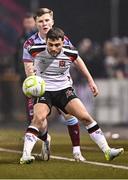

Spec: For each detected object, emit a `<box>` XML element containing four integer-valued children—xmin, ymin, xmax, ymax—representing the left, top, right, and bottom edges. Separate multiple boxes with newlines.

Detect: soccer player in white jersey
<box><xmin>22</xmin><ymin>8</ymin><xmax>85</xmax><ymax>162</ymax></box>
<box><xmin>20</xmin><ymin>27</ymin><xmax>124</xmax><ymax>164</ymax></box>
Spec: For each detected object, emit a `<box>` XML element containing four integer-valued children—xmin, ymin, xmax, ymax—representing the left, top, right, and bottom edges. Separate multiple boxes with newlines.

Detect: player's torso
<box><xmin>24</xmin><ymin>33</ymin><xmax>77</xmax><ymax>91</ymax></box>
<box><xmin>31</xmin><ymin>46</ymin><xmax>77</xmax><ymax>91</ymax></box>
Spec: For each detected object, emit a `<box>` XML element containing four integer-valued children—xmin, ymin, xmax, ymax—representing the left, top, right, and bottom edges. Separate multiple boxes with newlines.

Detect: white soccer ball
<box><xmin>22</xmin><ymin>75</ymin><xmax>45</xmax><ymax>97</ymax></box>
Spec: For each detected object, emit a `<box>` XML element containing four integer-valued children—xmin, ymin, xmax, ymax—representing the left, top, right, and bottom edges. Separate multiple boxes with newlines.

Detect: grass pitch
<box><xmin>0</xmin><ymin>128</ymin><xmax>128</xmax><ymax>179</ymax></box>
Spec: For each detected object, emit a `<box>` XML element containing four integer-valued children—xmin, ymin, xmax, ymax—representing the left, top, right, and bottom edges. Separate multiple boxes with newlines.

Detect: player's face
<box><xmin>35</xmin><ymin>13</ymin><xmax>54</xmax><ymax>37</ymax></box>
<box><xmin>47</xmin><ymin>38</ymin><xmax>64</xmax><ymax>57</ymax></box>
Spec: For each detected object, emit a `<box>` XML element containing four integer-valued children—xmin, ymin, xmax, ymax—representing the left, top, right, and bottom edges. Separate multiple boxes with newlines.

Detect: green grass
<box><xmin>0</xmin><ymin>129</ymin><xmax>128</xmax><ymax>179</ymax></box>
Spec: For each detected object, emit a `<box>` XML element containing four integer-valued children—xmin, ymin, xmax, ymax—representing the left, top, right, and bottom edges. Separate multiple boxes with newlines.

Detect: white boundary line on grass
<box><xmin>0</xmin><ymin>147</ymin><xmax>128</xmax><ymax>170</ymax></box>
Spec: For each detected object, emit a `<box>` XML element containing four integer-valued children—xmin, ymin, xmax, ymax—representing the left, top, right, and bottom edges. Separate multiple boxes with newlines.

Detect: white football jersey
<box><xmin>22</xmin><ymin>32</ymin><xmax>78</xmax><ymax>91</ymax></box>
<box><xmin>23</xmin><ymin>32</ymin><xmax>73</xmax><ymax>62</ymax></box>
<box><xmin>29</xmin><ymin>45</ymin><xmax>78</xmax><ymax>91</ymax></box>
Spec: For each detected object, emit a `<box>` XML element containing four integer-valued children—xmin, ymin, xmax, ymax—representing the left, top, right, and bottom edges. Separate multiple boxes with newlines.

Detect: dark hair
<box><xmin>46</xmin><ymin>27</ymin><xmax>65</xmax><ymax>41</ymax></box>
<box><xmin>34</xmin><ymin>8</ymin><xmax>53</xmax><ymax>20</ymax></box>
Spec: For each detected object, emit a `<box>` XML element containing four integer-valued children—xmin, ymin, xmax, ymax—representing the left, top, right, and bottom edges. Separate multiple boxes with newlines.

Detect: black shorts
<box><xmin>34</xmin><ymin>87</ymin><xmax>78</xmax><ymax>114</ymax></box>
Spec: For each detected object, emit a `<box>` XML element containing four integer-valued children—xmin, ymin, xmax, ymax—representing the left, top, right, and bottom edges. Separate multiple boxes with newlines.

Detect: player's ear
<box><xmin>52</xmin><ymin>19</ymin><xmax>54</xmax><ymax>26</ymax></box>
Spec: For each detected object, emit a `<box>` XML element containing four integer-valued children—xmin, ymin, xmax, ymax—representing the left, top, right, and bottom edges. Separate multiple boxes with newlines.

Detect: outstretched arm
<box><xmin>74</xmin><ymin>56</ymin><xmax>99</xmax><ymax>97</ymax></box>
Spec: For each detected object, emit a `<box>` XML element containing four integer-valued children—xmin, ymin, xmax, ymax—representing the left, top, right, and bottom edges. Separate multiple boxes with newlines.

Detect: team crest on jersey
<box><xmin>59</xmin><ymin>60</ymin><xmax>65</xmax><ymax>67</ymax></box>
<box><xmin>66</xmin><ymin>89</ymin><xmax>74</xmax><ymax>98</ymax></box>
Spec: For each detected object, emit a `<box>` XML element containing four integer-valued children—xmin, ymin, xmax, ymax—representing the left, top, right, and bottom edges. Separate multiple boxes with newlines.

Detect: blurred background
<box><xmin>0</xmin><ymin>0</ymin><xmax>128</xmax><ymax>135</ymax></box>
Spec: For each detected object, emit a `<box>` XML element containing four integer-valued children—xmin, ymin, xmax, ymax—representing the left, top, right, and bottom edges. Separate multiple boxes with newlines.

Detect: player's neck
<box><xmin>38</xmin><ymin>32</ymin><xmax>46</xmax><ymax>41</ymax></box>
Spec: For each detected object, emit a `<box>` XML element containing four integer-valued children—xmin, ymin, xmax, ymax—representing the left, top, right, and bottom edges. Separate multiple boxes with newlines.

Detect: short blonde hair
<box><xmin>34</xmin><ymin>8</ymin><xmax>53</xmax><ymax>20</ymax></box>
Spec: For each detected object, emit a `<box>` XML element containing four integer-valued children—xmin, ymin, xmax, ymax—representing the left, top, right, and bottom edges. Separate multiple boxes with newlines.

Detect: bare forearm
<box><xmin>24</xmin><ymin>62</ymin><xmax>35</xmax><ymax>77</ymax></box>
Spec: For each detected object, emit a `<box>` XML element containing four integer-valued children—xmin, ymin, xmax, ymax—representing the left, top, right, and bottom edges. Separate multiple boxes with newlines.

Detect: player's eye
<box><xmin>38</xmin><ymin>20</ymin><xmax>43</xmax><ymax>23</ymax></box>
<box><xmin>45</xmin><ymin>19</ymin><xmax>50</xmax><ymax>22</ymax></box>
<box><xmin>49</xmin><ymin>44</ymin><xmax>53</xmax><ymax>47</ymax></box>
<box><xmin>55</xmin><ymin>43</ymin><xmax>61</xmax><ymax>47</ymax></box>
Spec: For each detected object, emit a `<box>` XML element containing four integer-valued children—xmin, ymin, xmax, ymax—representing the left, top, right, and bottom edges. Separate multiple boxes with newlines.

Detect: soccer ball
<box><xmin>22</xmin><ymin>75</ymin><xmax>45</xmax><ymax>97</ymax></box>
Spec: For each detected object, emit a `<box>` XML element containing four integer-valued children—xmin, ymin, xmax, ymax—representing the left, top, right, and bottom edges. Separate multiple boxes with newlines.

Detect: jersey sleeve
<box><xmin>22</xmin><ymin>48</ymin><xmax>33</xmax><ymax>62</ymax></box>
<box><xmin>64</xmin><ymin>35</ymin><xmax>74</xmax><ymax>49</ymax></box>
<box><xmin>22</xmin><ymin>38</ymin><xmax>34</xmax><ymax>62</ymax></box>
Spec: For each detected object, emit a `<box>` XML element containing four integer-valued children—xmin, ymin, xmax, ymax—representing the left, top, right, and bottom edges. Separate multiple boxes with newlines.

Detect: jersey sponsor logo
<box><xmin>39</xmin><ymin>96</ymin><xmax>46</xmax><ymax>101</ymax></box>
<box><xmin>66</xmin><ymin>89</ymin><xmax>74</xmax><ymax>98</ymax></box>
<box><xmin>59</xmin><ymin>60</ymin><xmax>65</xmax><ymax>67</ymax></box>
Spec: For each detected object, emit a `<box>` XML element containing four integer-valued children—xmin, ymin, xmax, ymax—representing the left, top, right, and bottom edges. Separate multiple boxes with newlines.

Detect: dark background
<box><xmin>0</xmin><ymin>0</ymin><xmax>128</xmax><ymax>55</ymax></box>
<box><xmin>16</xmin><ymin>0</ymin><xmax>128</xmax><ymax>44</ymax></box>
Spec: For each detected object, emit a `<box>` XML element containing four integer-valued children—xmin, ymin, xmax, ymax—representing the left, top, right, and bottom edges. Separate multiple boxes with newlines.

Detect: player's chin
<box><xmin>42</xmin><ymin>28</ymin><xmax>49</xmax><ymax>34</ymax></box>
<box><xmin>50</xmin><ymin>52</ymin><xmax>58</xmax><ymax>57</ymax></box>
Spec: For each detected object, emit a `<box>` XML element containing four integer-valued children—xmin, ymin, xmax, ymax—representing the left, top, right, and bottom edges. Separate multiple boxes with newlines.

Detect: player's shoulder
<box><xmin>63</xmin><ymin>47</ymin><xmax>78</xmax><ymax>61</ymax></box>
<box><xmin>23</xmin><ymin>33</ymin><xmax>37</xmax><ymax>49</ymax></box>
<box><xmin>63</xmin><ymin>47</ymin><xmax>78</xmax><ymax>54</ymax></box>
<box><xmin>23</xmin><ymin>33</ymin><xmax>45</xmax><ymax>49</ymax></box>
<box><xmin>64</xmin><ymin>35</ymin><xmax>76</xmax><ymax>50</ymax></box>
<box><xmin>29</xmin><ymin>43</ymin><xmax>46</xmax><ymax>57</ymax></box>
<box><xmin>64</xmin><ymin>35</ymin><xmax>70</xmax><ymax>42</ymax></box>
